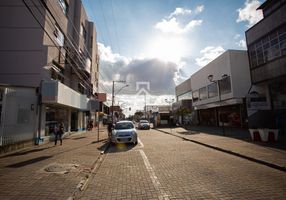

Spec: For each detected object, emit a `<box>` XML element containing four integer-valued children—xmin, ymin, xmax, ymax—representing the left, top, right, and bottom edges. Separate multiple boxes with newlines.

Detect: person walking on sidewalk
<box><xmin>55</xmin><ymin>122</ymin><xmax>64</xmax><ymax>146</ymax></box>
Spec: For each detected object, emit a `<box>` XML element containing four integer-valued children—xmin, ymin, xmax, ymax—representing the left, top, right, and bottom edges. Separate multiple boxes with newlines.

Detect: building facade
<box><xmin>174</xmin><ymin>77</ymin><xmax>194</xmax><ymax>125</ymax></box>
<box><xmin>0</xmin><ymin>0</ymin><xmax>99</xmax><ymax>148</ymax></box>
<box><xmin>176</xmin><ymin>50</ymin><xmax>251</xmax><ymax>128</ymax></box>
<box><xmin>245</xmin><ymin>0</ymin><xmax>286</xmax><ymax>131</ymax></box>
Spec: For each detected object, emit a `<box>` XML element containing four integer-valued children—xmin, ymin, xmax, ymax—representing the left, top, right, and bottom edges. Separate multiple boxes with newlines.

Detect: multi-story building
<box><xmin>176</xmin><ymin>50</ymin><xmax>251</xmax><ymax>128</ymax></box>
<box><xmin>174</xmin><ymin>77</ymin><xmax>193</xmax><ymax>125</ymax></box>
<box><xmin>0</xmin><ymin>0</ymin><xmax>99</xmax><ymax>149</ymax></box>
<box><xmin>245</xmin><ymin>0</ymin><xmax>286</xmax><ymax>131</ymax></box>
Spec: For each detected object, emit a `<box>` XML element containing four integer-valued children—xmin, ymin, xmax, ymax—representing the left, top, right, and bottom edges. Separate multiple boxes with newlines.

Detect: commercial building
<box><xmin>174</xmin><ymin>77</ymin><xmax>193</xmax><ymax>125</ymax></box>
<box><xmin>0</xmin><ymin>0</ymin><xmax>100</xmax><ymax>149</ymax></box>
<box><xmin>176</xmin><ymin>50</ymin><xmax>251</xmax><ymax>128</ymax></box>
<box><xmin>245</xmin><ymin>0</ymin><xmax>286</xmax><ymax>132</ymax></box>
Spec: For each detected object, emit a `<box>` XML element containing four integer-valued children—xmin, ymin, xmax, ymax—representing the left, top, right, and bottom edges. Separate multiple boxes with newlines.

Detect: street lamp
<box><xmin>111</xmin><ymin>80</ymin><xmax>128</xmax><ymax>124</ymax></box>
<box><xmin>207</xmin><ymin>74</ymin><xmax>228</xmax><ymax>136</ymax></box>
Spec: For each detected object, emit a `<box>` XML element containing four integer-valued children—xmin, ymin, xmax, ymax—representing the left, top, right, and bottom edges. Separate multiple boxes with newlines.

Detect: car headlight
<box><xmin>112</xmin><ymin>130</ymin><xmax>117</xmax><ymax>135</ymax></box>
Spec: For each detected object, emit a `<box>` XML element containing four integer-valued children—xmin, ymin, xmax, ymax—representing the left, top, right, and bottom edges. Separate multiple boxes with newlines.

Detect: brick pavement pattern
<box><xmin>0</xmin><ymin>128</ymin><xmax>109</xmax><ymax>200</ymax></box>
<box><xmin>79</xmin><ymin>129</ymin><xmax>286</xmax><ymax>200</ymax></box>
<box><xmin>158</xmin><ymin>127</ymin><xmax>286</xmax><ymax>170</ymax></box>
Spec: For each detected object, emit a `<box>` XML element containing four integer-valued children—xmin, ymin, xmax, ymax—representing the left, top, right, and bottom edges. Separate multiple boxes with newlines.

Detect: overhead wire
<box><xmin>87</xmin><ymin>0</ymin><xmax>115</xmax><ymax>82</ymax></box>
<box><xmin>24</xmin><ymin>0</ymin><xmax>92</xmax><ymax>88</ymax></box>
<box><xmin>23</xmin><ymin>0</ymin><xmax>110</xmax><ymax>94</ymax></box>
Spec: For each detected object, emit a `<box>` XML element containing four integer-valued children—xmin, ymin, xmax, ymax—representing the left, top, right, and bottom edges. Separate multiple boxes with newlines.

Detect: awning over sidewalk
<box><xmin>194</xmin><ymin>98</ymin><xmax>243</xmax><ymax>110</ymax></box>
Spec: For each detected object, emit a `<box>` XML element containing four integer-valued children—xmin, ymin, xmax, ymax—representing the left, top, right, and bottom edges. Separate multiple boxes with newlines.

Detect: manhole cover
<box><xmin>44</xmin><ymin>163</ymin><xmax>79</xmax><ymax>174</ymax></box>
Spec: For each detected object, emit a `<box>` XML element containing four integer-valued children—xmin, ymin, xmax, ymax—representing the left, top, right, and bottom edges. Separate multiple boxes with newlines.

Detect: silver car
<box><xmin>111</xmin><ymin>121</ymin><xmax>138</xmax><ymax>145</ymax></box>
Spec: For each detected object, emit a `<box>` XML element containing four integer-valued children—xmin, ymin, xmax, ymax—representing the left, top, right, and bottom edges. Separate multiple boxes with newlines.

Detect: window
<box><xmin>178</xmin><ymin>91</ymin><xmax>192</xmax><ymax>101</ymax></box>
<box><xmin>199</xmin><ymin>87</ymin><xmax>207</xmax><ymax>100</ymax></box>
<box><xmin>192</xmin><ymin>90</ymin><xmax>199</xmax><ymax>102</ymax></box>
<box><xmin>58</xmin><ymin>0</ymin><xmax>68</xmax><ymax>15</ymax></box>
<box><xmin>54</xmin><ymin>25</ymin><xmax>64</xmax><ymax>46</ymax></box>
<box><xmin>208</xmin><ymin>82</ymin><xmax>218</xmax><ymax>98</ymax></box>
<box><xmin>248</xmin><ymin>24</ymin><xmax>286</xmax><ymax>68</ymax></box>
<box><xmin>78</xmin><ymin>83</ymin><xmax>86</xmax><ymax>94</ymax></box>
<box><xmin>219</xmin><ymin>76</ymin><xmax>231</xmax><ymax>95</ymax></box>
<box><xmin>80</xmin><ymin>23</ymin><xmax>87</xmax><ymax>41</ymax></box>
<box><xmin>51</xmin><ymin>66</ymin><xmax>64</xmax><ymax>83</ymax></box>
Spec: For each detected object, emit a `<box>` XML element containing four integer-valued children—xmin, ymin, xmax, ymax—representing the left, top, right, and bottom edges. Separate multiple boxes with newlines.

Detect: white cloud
<box><xmin>98</xmin><ymin>43</ymin><xmax>179</xmax><ymax>95</ymax></box>
<box><xmin>98</xmin><ymin>43</ymin><xmax>129</xmax><ymax>64</ymax></box>
<box><xmin>195</xmin><ymin>46</ymin><xmax>225</xmax><ymax>67</ymax></box>
<box><xmin>169</xmin><ymin>7</ymin><xmax>192</xmax><ymax>18</ymax></box>
<box><xmin>237</xmin><ymin>0</ymin><xmax>263</xmax><ymax>27</ymax></box>
<box><xmin>234</xmin><ymin>34</ymin><xmax>241</xmax><ymax>40</ymax></box>
<box><xmin>195</xmin><ymin>5</ymin><xmax>204</xmax><ymax>14</ymax></box>
<box><xmin>236</xmin><ymin>39</ymin><xmax>247</xmax><ymax>48</ymax></box>
<box><xmin>155</xmin><ymin>17</ymin><xmax>202</xmax><ymax>34</ymax></box>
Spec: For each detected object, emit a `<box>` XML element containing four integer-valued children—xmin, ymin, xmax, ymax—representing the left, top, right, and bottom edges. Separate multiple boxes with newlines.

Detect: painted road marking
<box><xmin>138</xmin><ymin>137</ymin><xmax>144</xmax><ymax>147</ymax></box>
<box><xmin>139</xmin><ymin>150</ymin><xmax>169</xmax><ymax>200</ymax></box>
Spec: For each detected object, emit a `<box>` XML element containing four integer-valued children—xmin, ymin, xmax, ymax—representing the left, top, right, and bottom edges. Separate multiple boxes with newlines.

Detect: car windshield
<box><xmin>115</xmin><ymin>122</ymin><xmax>134</xmax><ymax>130</ymax></box>
<box><xmin>140</xmin><ymin>120</ymin><xmax>148</xmax><ymax>123</ymax></box>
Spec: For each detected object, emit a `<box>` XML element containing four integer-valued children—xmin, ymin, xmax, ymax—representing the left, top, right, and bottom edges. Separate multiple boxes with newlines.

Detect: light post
<box><xmin>207</xmin><ymin>74</ymin><xmax>228</xmax><ymax>136</ymax></box>
<box><xmin>111</xmin><ymin>80</ymin><xmax>128</xmax><ymax>124</ymax></box>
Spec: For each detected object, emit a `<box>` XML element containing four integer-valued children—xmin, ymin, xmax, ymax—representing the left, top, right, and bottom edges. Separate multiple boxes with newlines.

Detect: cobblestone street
<box><xmin>0</xmin><ymin>129</ymin><xmax>109</xmax><ymax>200</ymax></box>
<box><xmin>79</xmin><ymin>129</ymin><xmax>286</xmax><ymax>200</ymax></box>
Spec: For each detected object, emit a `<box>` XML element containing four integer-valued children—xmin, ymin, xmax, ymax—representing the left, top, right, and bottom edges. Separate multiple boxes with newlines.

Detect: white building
<box><xmin>191</xmin><ymin>50</ymin><xmax>251</xmax><ymax>127</ymax></box>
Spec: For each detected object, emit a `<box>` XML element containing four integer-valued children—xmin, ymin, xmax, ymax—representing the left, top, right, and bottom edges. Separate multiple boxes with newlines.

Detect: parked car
<box><xmin>111</xmin><ymin>121</ymin><xmax>138</xmax><ymax>145</ymax></box>
<box><xmin>138</xmin><ymin>120</ymin><xmax>150</xmax><ymax>130</ymax></box>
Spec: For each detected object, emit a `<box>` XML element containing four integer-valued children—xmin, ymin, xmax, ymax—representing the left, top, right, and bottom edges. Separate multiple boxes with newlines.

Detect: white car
<box><xmin>138</xmin><ymin>120</ymin><xmax>150</xmax><ymax>130</ymax></box>
<box><xmin>111</xmin><ymin>121</ymin><xmax>138</xmax><ymax>145</ymax></box>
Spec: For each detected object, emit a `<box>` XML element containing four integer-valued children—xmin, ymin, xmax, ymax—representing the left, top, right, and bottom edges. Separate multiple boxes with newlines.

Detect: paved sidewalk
<box><xmin>0</xmin><ymin>128</ymin><xmax>109</xmax><ymax>200</ymax></box>
<box><xmin>156</xmin><ymin>127</ymin><xmax>286</xmax><ymax>172</ymax></box>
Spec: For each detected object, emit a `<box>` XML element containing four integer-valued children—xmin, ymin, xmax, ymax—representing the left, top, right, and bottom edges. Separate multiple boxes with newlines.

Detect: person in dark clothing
<box><xmin>107</xmin><ymin>121</ymin><xmax>113</xmax><ymax>139</ymax></box>
<box><xmin>55</xmin><ymin>122</ymin><xmax>64</xmax><ymax>145</ymax></box>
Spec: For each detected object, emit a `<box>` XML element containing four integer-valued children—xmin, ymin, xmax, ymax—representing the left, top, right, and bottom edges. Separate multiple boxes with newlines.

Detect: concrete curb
<box><xmin>156</xmin><ymin>129</ymin><xmax>286</xmax><ymax>173</ymax></box>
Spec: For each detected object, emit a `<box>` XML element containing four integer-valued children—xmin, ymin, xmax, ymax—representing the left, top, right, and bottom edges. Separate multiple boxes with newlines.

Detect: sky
<box><xmin>82</xmin><ymin>0</ymin><xmax>265</xmax><ymax>116</ymax></box>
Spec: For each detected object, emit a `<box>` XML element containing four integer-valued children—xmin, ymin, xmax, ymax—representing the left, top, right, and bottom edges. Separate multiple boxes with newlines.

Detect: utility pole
<box><xmin>111</xmin><ymin>80</ymin><xmax>127</xmax><ymax>124</ymax></box>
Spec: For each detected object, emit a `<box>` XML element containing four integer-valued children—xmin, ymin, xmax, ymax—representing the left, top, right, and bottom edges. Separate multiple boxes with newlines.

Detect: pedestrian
<box><xmin>55</xmin><ymin>122</ymin><xmax>64</xmax><ymax>146</ymax></box>
<box><xmin>107</xmin><ymin>121</ymin><xmax>113</xmax><ymax>139</ymax></box>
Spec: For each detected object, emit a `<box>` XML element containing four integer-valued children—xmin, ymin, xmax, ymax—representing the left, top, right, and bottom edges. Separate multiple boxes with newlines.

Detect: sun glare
<box><xmin>145</xmin><ymin>36</ymin><xmax>186</xmax><ymax>63</ymax></box>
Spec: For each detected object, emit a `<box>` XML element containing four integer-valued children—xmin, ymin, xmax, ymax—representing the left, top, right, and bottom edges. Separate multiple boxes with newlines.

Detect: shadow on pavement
<box><xmin>72</xmin><ymin>136</ymin><xmax>87</xmax><ymax>140</ymax></box>
<box><xmin>6</xmin><ymin>156</ymin><xmax>52</xmax><ymax>168</ymax></box>
<box><xmin>107</xmin><ymin>143</ymin><xmax>136</xmax><ymax>153</ymax></box>
<box><xmin>91</xmin><ymin>139</ymin><xmax>108</xmax><ymax>144</ymax></box>
<box><xmin>183</xmin><ymin>125</ymin><xmax>286</xmax><ymax>151</ymax></box>
<box><xmin>2</xmin><ymin>147</ymin><xmax>52</xmax><ymax>158</ymax></box>
<box><xmin>97</xmin><ymin>142</ymin><xmax>109</xmax><ymax>151</ymax></box>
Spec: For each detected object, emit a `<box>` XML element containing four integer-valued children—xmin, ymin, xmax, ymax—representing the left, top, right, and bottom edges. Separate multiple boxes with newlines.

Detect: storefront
<box><xmin>198</xmin><ymin>104</ymin><xmax>246</xmax><ymax>128</ymax></box>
